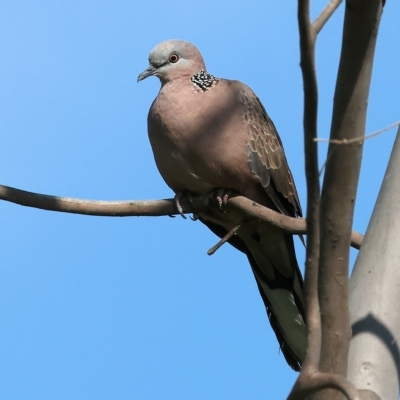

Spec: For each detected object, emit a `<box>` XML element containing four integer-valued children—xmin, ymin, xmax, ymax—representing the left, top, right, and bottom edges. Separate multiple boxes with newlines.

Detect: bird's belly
<box><xmin>151</xmin><ymin>138</ymin><xmax>214</xmax><ymax>194</ymax></box>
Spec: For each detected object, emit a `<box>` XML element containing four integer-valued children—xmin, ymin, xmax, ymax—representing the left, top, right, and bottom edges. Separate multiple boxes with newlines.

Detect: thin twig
<box><xmin>207</xmin><ymin>224</ymin><xmax>241</xmax><ymax>255</ymax></box>
<box><xmin>318</xmin><ymin>146</ymin><xmax>337</xmax><ymax>177</ymax></box>
<box><xmin>318</xmin><ymin>121</ymin><xmax>400</xmax><ymax>175</ymax></box>
<box><xmin>315</xmin><ymin>120</ymin><xmax>400</xmax><ymax>144</ymax></box>
<box><xmin>313</xmin><ymin>0</ymin><xmax>343</xmax><ymax>34</ymax></box>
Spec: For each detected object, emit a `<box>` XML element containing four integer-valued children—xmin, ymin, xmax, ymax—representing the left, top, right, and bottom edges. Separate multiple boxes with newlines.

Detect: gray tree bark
<box><xmin>348</xmin><ymin>127</ymin><xmax>400</xmax><ymax>400</ymax></box>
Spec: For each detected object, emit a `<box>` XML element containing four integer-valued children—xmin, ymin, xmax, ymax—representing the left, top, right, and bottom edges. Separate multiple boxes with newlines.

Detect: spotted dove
<box><xmin>138</xmin><ymin>40</ymin><xmax>306</xmax><ymax>371</ymax></box>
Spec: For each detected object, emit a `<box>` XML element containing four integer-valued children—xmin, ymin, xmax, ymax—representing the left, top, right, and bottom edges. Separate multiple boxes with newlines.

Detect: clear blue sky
<box><xmin>1</xmin><ymin>1</ymin><xmax>399</xmax><ymax>399</ymax></box>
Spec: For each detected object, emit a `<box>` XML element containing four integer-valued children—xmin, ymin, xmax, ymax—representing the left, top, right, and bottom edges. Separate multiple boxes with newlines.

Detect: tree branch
<box><xmin>0</xmin><ymin>183</ymin><xmax>363</xmax><ymax>249</ymax></box>
<box><xmin>317</xmin><ymin>1</ymin><xmax>383</xmax><ymax>399</ymax></box>
<box><xmin>207</xmin><ymin>224</ymin><xmax>242</xmax><ymax>255</ymax></box>
<box><xmin>288</xmin><ymin>371</ymin><xmax>362</xmax><ymax>400</ymax></box>
<box><xmin>0</xmin><ymin>184</ymin><xmax>180</xmax><ymax>216</ymax></box>
<box><xmin>315</xmin><ymin>120</ymin><xmax>400</xmax><ymax>144</ymax></box>
<box><xmin>297</xmin><ymin>0</ymin><xmax>322</xmax><ymax>380</ymax></box>
<box><xmin>313</xmin><ymin>0</ymin><xmax>343</xmax><ymax>34</ymax></box>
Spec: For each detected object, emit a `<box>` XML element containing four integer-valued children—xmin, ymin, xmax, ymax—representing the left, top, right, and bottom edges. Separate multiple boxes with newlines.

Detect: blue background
<box><xmin>1</xmin><ymin>1</ymin><xmax>399</xmax><ymax>399</ymax></box>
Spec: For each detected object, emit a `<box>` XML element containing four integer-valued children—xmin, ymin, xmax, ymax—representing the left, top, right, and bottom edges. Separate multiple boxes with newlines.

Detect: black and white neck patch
<box><xmin>190</xmin><ymin>70</ymin><xmax>220</xmax><ymax>92</ymax></box>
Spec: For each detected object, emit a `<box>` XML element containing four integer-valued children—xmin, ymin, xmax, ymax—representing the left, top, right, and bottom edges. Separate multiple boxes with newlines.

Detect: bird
<box><xmin>138</xmin><ymin>39</ymin><xmax>306</xmax><ymax>371</ymax></box>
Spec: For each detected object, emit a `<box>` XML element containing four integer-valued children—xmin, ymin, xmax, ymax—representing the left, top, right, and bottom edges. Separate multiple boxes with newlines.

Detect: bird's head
<box><xmin>137</xmin><ymin>40</ymin><xmax>206</xmax><ymax>85</ymax></box>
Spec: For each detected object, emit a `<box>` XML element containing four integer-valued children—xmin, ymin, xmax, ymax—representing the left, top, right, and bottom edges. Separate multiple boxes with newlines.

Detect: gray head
<box><xmin>137</xmin><ymin>40</ymin><xmax>206</xmax><ymax>85</ymax></box>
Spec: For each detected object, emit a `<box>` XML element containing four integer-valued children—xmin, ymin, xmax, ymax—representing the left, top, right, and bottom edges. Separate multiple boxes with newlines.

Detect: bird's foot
<box><xmin>185</xmin><ymin>192</ymin><xmax>204</xmax><ymax>221</ymax></box>
<box><xmin>174</xmin><ymin>192</ymin><xmax>187</xmax><ymax>219</ymax></box>
<box><xmin>174</xmin><ymin>191</ymin><xmax>207</xmax><ymax>219</ymax></box>
<box><xmin>213</xmin><ymin>189</ymin><xmax>234</xmax><ymax>211</ymax></box>
<box><xmin>173</xmin><ymin>190</ymin><xmax>234</xmax><ymax>219</ymax></box>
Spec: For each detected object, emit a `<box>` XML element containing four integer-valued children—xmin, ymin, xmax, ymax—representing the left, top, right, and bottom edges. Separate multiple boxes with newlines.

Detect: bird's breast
<box><xmin>148</xmin><ymin>81</ymin><xmax>253</xmax><ymax>194</ymax></box>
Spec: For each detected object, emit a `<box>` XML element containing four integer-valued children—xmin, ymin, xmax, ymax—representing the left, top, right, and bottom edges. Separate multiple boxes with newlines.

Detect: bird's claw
<box><xmin>214</xmin><ymin>189</ymin><xmax>233</xmax><ymax>211</ymax></box>
<box><xmin>186</xmin><ymin>193</ymin><xmax>204</xmax><ymax>220</ymax></box>
<box><xmin>190</xmin><ymin>213</ymin><xmax>199</xmax><ymax>221</ymax></box>
<box><xmin>173</xmin><ymin>190</ymin><xmax>232</xmax><ymax>218</ymax></box>
<box><xmin>174</xmin><ymin>192</ymin><xmax>187</xmax><ymax>219</ymax></box>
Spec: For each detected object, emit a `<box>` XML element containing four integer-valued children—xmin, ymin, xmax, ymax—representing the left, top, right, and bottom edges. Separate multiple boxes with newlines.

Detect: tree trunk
<box><xmin>348</xmin><ymin>128</ymin><xmax>400</xmax><ymax>400</ymax></box>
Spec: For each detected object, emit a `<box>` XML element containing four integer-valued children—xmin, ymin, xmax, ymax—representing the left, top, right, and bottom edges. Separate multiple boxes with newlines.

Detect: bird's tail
<box><xmin>201</xmin><ymin>217</ymin><xmax>306</xmax><ymax>371</ymax></box>
<box><xmin>245</xmin><ymin>240</ymin><xmax>306</xmax><ymax>370</ymax></box>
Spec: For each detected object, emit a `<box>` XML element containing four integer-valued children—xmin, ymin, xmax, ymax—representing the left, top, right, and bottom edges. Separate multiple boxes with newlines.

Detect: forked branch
<box><xmin>313</xmin><ymin>0</ymin><xmax>343</xmax><ymax>33</ymax></box>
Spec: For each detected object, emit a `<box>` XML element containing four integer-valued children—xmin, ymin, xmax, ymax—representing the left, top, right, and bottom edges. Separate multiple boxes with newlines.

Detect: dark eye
<box><xmin>169</xmin><ymin>53</ymin><xmax>179</xmax><ymax>63</ymax></box>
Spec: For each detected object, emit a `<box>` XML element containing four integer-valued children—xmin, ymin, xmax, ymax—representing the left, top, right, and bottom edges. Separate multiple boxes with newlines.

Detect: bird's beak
<box><xmin>137</xmin><ymin>65</ymin><xmax>157</xmax><ymax>82</ymax></box>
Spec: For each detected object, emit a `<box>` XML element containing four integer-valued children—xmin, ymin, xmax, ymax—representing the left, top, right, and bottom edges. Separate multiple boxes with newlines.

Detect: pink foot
<box><xmin>213</xmin><ymin>189</ymin><xmax>234</xmax><ymax>210</ymax></box>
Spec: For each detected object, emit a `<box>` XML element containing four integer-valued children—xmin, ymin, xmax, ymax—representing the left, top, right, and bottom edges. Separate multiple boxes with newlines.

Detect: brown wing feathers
<box><xmin>244</xmin><ymin>88</ymin><xmax>302</xmax><ymax>218</ymax></box>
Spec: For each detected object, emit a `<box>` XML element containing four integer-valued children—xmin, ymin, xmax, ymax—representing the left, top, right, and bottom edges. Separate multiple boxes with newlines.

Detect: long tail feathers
<box><xmin>200</xmin><ymin>218</ymin><xmax>307</xmax><ymax>371</ymax></box>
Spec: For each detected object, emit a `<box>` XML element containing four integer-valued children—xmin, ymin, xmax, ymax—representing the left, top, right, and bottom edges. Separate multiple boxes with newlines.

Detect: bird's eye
<box><xmin>169</xmin><ymin>53</ymin><xmax>179</xmax><ymax>63</ymax></box>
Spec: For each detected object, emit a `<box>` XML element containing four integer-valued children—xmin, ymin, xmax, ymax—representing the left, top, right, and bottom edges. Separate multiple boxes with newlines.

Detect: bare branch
<box><xmin>297</xmin><ymin>0</ymin><xmax>322</xmax><ymax>375</ymax></box>
<box><xmin>315</xmin><ymin>120</ymin><xmax>400</xmax><ymax>144</ymax></box>
<box><xmin>313</xmin><ymin>0</ymin><xmax>343</xmax><ymax>34</ymax></box>
<box><xmin>317</xmin><ymin>1</ymin><xmax>384</xmax><ymax>399</ymax></box>
<box><xmin>287</xmin><ymin>371</ymin><xmax>362</xmax><ymax>400</ymax></box>
<box><xmin>317</xmin><ymin>121</ymin><xmax>400</xmax><ymax>176</ymax></box>
<box><xmin>207</xmin><ymin>224</ymin><xmax>241</xmax><ymax>255</ymax></box>
<box><xmin>0</xmin><ymin>183</ymin><xmax>181</xmax><ymax>216</ymax></box>
<box><xmin>349</xmin><ymin>231</ymin><xmax>363</xmax><ymax>250</ymax></box>
<box><xmin>0</xmin><ymin>183</ymin><xmax>363</xmax><ymax>249</ymax></box>
<box><xmin>226</xmin><ymin>196</ymin><xmax>306</xmax><ymax>234</ymax></box>
<box><xmin>314</xmin><ymin>121</ymin><xmax>400</xmax><ymax>176</ymax></box>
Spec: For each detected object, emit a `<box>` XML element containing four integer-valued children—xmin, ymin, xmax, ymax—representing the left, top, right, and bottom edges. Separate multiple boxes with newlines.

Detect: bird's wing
<box><xmin>238</xmin><ymin>82</ymin><xmax>302</xmax><ymax>218</ymax></box>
